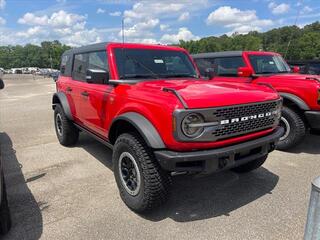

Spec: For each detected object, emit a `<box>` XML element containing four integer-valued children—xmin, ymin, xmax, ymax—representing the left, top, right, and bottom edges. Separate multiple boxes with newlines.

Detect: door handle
<box><xmin>81</xmin><ymin>91</ymin><xmax>89</xmax><ymax>97</ymax></box>
<box><xmin>66</xmin><ymin>87</ymin><xmax>72</xmax><ymax>92</ymax></box>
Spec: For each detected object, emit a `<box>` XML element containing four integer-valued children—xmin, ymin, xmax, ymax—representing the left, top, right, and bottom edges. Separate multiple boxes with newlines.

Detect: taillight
<box><xmin>318</xmin><ymin>89</ymin><xmax>320</xmax><ymax>105</ymax></box>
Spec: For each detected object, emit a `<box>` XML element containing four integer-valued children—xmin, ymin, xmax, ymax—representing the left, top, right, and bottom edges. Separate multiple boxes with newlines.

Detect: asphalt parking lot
<box><xmin>0</xmin><ymin>74</ymin><xmax>319</xmax><ymax>240</ymax></box>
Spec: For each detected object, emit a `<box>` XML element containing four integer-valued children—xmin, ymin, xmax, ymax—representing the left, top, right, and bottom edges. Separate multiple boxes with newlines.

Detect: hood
<box><xmin>135</xmin><ymin>79</ymin><xmax>279</xmax><ymax>109</ymax></box>
<box><xmin>260</xmin><ymin>73</ymin><xmax>320</xmax><ymax>82</ymax></box>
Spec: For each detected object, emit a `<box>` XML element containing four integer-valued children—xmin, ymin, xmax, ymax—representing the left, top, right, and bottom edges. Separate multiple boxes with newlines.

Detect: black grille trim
<box><xmin>173</xmin><ymin>99</ymin><xmax>282</xmax><ymax>142</ymax></box>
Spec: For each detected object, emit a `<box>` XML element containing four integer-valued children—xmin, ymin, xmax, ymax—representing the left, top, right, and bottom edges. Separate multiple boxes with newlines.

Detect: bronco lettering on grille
<box><xmin>220</xmin><ymin>110</ymin><xmax>279</xmax><ymax>125</ymax></box>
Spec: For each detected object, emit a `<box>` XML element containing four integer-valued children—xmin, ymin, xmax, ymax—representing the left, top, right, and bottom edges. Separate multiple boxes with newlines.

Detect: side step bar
<box><xmin>74</xmin><ymin>123</ymin><xmax>113</xmax><ymax>149</ymax></box>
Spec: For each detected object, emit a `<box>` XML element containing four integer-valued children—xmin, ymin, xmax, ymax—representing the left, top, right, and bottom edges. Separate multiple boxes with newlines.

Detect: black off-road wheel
<box><xmin>113</xmin><ymin>133</ymin><xmax>171</xmax><ymax>212</ymax></box>
<box><xmin>0</xmin><ymin>177</ymin><xmax>11</xmax><ymax>235</ymax></box>
<box><xmin>277</xmin><ymin>106</ymin><xmax>306</xmax><ymax>151</ymax></box>
<box><xmin>232</xmin><ymin>155</ymin><xmax>268</xmax><ymax>173</ymax></box>
<box><xmin>54</xmin><ymin>104</ymin><xmax>79</xmax><ymax>146</ymax></box>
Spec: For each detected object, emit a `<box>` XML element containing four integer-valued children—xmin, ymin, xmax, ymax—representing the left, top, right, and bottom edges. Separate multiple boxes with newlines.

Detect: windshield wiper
<box><xmin>161</xmin><ymin>74</ymin><xmax>198</xmax><ymax>79</ymax></box>
<box><xmin>256</xmin><ymin>71</ymin><xmax>278</xmax><ymax>74</ymax></box>
<box><xmin>122</xmin><ymin>74</ymin><xmax>156</xmax><ymax>79</ymax></box>
<box><xmin>122</xmin><ymin>55</ymin><xmax>160</xmax><ymax>80</ymax></box>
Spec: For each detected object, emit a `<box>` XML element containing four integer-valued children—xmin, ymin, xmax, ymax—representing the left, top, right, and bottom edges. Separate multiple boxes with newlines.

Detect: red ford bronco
<box><xmin>193</xmin><ymin>51</ymin><xmax>320</xmax><ymax>150</ymax></box>
<box><xmin>53</xmin><ymin>43</ymin><xmax>283</xmax><ymax>212</ymax></box>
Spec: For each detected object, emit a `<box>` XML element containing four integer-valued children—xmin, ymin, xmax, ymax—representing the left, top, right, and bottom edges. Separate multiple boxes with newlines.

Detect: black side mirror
<box><xmin>204</xmin><ymin>67</ymin><xmax>215</xmax><ymax>79</ymax></box>
<box><xmin>0</xmin><ymin>79</ymin><xmax>4</xmax><ymax>90</ymax></box>
<box><xmin>86</xmin><ymin>69</ymin><xmax>109</xmax><ymax>84</ymax></box>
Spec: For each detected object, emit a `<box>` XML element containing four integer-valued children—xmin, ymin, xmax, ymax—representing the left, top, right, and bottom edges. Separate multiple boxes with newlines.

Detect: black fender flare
<box><xmin>52</xmin><ymin>92</ymin><xmax>73</xmax><ymax>121</ymax></box>
<box><xmin>279</xmin><ymin>92</ymin><xmax>310</xmax><ymax>111</ymax></box>
<box><xmin>110</xmin><ymin>112</ymin><xmax>165</xmax><ymax>149</ymax></box>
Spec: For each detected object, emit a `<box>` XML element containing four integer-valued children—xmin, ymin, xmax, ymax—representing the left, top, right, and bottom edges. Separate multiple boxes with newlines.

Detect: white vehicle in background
<box><xmin>0</xmin><ymin>68</ymin><xmax>3</xmax><ymax>79</ymax></box>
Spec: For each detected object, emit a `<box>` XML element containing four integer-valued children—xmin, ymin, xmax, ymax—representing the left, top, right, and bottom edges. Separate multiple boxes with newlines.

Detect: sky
<box><xmin>0</xmin><ymin>0</ymin><xmax>319</xmax><ymax>46</ymax></box>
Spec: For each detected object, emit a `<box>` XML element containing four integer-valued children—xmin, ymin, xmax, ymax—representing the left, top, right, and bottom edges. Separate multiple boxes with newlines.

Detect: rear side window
<box><xmin>88</xmin><ymin>51</ymin><xmax>108</xmax><ymax>71</ymax></box>
<box><xmin>60</xmin><ymin>54</ymin><xmax>71</xmax><ymax>76</ymax></box>
<box><xmin>214</xmin><ymin>57</ymin><xmax>245</xmax><ymax>76</ymax></box>
<box><xmin>72</xmin><ymin>53</ymin><xmax>88</xmax><ymax>81</ymax></box>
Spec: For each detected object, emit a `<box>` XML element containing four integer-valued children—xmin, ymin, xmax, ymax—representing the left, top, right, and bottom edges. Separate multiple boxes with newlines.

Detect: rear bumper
<box><xmin>154</xmin><ymin>127</ymin><xmax>284</xmax><ymax>174</ymax></box>
<box><xmin>305</xmin><ymin>111</ymin><xmax>320</xmax><ymax>130</ymax></box>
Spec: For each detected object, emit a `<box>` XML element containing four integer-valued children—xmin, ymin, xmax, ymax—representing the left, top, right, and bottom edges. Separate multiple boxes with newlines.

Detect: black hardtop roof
<box><xmin>63</xmin><ymin>42</ymin><xmax>109</xmax><ymax>56</ymax></box>
<box><xmin>192</xmin><ymin>51</ymin><xmax>243</xmax><ymax>59</ymax></box>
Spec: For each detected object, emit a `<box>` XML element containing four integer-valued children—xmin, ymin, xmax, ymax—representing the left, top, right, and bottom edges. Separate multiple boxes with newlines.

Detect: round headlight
<box><xmin>181</xmin><ymin>113</ymin><xmax>204</xmax><ymax>138</ymax></box>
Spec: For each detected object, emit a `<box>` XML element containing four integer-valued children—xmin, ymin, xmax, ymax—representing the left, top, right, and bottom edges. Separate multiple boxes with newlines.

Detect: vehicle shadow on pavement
<box><xmin>0</xmin><ymin>133</ymin><xmax>43</xmax><ymax>240</ymax></box>
<box><xmin>284</xmin><ymin>133</ymin><xmax>320</xmax><ymax>154</ymax></box>
<box><xmin>77</xmin><ymin>134</ymin><xmax>279</xmax><ymax>223</ymax></box>
<box><xmin>77</xmin><ymin>134</ymin><xmax>113</xmax><ymax>169</ymax></box>
<box><xmin>144</xmin><ymin>168</ymin><xmax>279</xmax><ymax>222</ymax></box>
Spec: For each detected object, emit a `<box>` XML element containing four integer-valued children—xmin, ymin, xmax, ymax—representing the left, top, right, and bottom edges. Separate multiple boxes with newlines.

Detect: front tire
<box><xmin>54</xmin><ymin>104</ymin><xmax>79</xmax><ymax>146</ymax></box>
<box><xmin>232</xmin><ymin>155</ymin><xmax>268</xmax><ymax>173</ymax></box>
<box><xmin>113</xmin><ymin>133</ymin><xmax>171</xmax><ymax>212</ymax></box>
<box><xmin>277</xmin><ymin>106</ymin><xmax>306</xmax><ymax>150</ymax></box>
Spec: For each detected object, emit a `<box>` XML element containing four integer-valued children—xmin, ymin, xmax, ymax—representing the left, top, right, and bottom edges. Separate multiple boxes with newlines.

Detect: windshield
<box><xmin>114</xmin><ymin>48</ymin><xmax>198</xmax><ymax>80</ymax></box>
<box><xmin>249</xmin><ymin>54</ymin><xmax>291</xmax><ymax>74</ymax></box>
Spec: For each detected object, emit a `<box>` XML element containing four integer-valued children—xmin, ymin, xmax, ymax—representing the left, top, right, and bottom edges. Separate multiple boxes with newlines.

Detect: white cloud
<box><xmin>120</xmin><ymin>0</ymin><xmax>209</xmax><ymax>43</ymax></box>
<box><xmin>17</xmin><ymin>26</ymin><xmax>45</xmax><ymax>38</ymax></box>
<box><xmin>0</xmin><ymin>0</ymin><xmax>5</xmax><ymax>10</ymax></box>
<box><xmin>49</xmin><ymin>11</ymin><xmax>86</xmax><ymax>28</ymax></box>
<box><xmin>119</xmin><ymin>18</ymin><xmax>159</xmax><ymax>38</ymax></box>
<box><xmin>160</xmin><ymin>27</ymin><xmax>200</xmax><ymax>44</ymax></box>
<box><xmin>14</xmin><ymin>10</ymin><xmax>112</xmax><ymax>46</ymax></box>
<box><xmin>178</xmin><ymin>12</ymin><xmax>190</xmax><ymax>21</ymax></box>
<box><xmin>206</xmin><ymin>6</ymin><xmax>273</xmax><ymax>34</ymax></box>
<box><xmin>268</xmin><ymin>2</ymin><xmax>290</xmax><ymax>15</ymax></box>
<box><xmin>109</xmin><ymin>11</ymin><xmax>121</xmax><ymax>17</ymax></box>
<box><xmin>0</xmin><ymin>16</ymin><xmax>5</xmax><ymax>25</ymax></box>
<box><xmin>97</xmin><ymin>8</ymin><xmax>106</xmax><ymax>14</ymax></box>
<box><xmin>18</xmin><ymin>13</ymin><xmax>49</xmax><ymax>25</ymax></box>
<box><xmin>160</xmin><ymin>24</ymin><xmax>170</xmax><ymax>31</ymax></box>
<box><xmin>301</xmin><ymin>6</ymin><xmax>313</xmax><ymax>14</ymax></box>
<box><xmin>123</xmin><ymin>0</ymin><xmax>209</xmax><ymax>21</ymax></box>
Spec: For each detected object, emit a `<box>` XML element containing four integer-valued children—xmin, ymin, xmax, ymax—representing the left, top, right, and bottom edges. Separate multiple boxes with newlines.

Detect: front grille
<box><xmin>211</xmin><ymin>101</ymin><xmax>280</xmax><ymax>140</ymax></box>
<box><xmin>174</xmin><ymin>99</ymin><xmax>281</xmax><ymax>142</ymax></box>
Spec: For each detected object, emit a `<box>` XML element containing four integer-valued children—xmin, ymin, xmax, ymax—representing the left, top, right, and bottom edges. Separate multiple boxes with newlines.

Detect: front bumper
<box><xmin>305</xmin><ymin>111</ymin><xmax>320</xmax><ymax>130</ymax></box>
<box><xmin>154</xmin><ymin>127</ymin><xmax>284</xmax><ymax>174</ymax></box>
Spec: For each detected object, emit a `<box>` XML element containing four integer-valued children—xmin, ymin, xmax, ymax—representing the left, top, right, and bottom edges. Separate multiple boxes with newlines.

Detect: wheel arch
<box><xmin>52</xmin><ymin>92</ymin><xmax>73</xmax><ymax>121</ymax></box>
<box><xmin>279</xmin><ymin>92</ymin><xmax>310</xmax><ymax>111</ymax></box>
<box><xmin>109</xmin><ymin>112</ymin><xmax>165</xmax><ymax>149</ymax></box>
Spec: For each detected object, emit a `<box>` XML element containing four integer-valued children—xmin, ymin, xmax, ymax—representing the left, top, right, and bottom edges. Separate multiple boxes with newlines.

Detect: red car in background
<box><xmin>193</xmin><ymin>51</ymin><xmax>320</xmax><ymax>150</ymax></box>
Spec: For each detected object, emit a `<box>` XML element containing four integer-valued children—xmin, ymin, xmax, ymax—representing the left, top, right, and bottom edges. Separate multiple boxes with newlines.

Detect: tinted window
<box><xmin>214</xmin><ymin>57</ymin><xmax>245</xmax><ymax>76</ymax></box>
<box><xmin>72</xmin><ymin>53</ymin><xmax>88</xmax><ymax>81</ymax></box>
<box><xmin>308</xmin><ymin>63</ymin><xmax>320</xmax><ymax>75</ymax></box>
<box><xmin>290</xmin><ymin>63</ymin><xmax>308</xmax><ymax>74</ymax></box>
<box><xmin>88</xmin><ymin>51</ymin><xmax>108</xmax><ymax>71</ymax></box>
<box><xmin>60</xmin><ymin>54</ymin><xmax>71</xmax><ymax>76</ymax></box>
<box><xmin>194</xmin><ymin>58</ymin><xmax>215</xmax><ymax>76</ymax></box>
<box><xmin>114</xmin><ymin>48</ymin><xmax>197</xmax><ymax>80</ymax></box>
<box><xmin>249</xmin><ymin>55</ymin><xmax>291</xmax><ymax>74</ymax></box>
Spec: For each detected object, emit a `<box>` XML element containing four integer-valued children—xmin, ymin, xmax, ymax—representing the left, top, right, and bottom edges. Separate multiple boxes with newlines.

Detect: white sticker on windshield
<box><xmin>154</xmin><ymin>59</ymin><xmax>164</xmax><ymax>64</ymax></box>
<box><xmin>269</xmin><ymin>61</ymin><xmax>275</xmax><ymax>64</ymax></box>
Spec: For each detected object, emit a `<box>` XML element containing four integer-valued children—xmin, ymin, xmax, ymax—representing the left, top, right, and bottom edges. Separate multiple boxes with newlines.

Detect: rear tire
<box><xmin>54</xmin><ymin>104</ymin><xmax>79</xmax><ymax>146</ymax></box>
<box><xmin>0</xmin><ymin>176</ymin><xmax>11</xmax><ymax>235</ymax></box>
<box><xmin>231</xmin><ymin>155</ymin><xmax>268</xmax><ymax>173</ymax></box>
<box><xmin>277</xmin><ymin>106</ymin><xmax>306</xmax><ymax>150</ymax></box>
<box><xmin>113</xmin><ymin>132</ymin><xmax>171</xmax><ymax>212</ymax></box>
